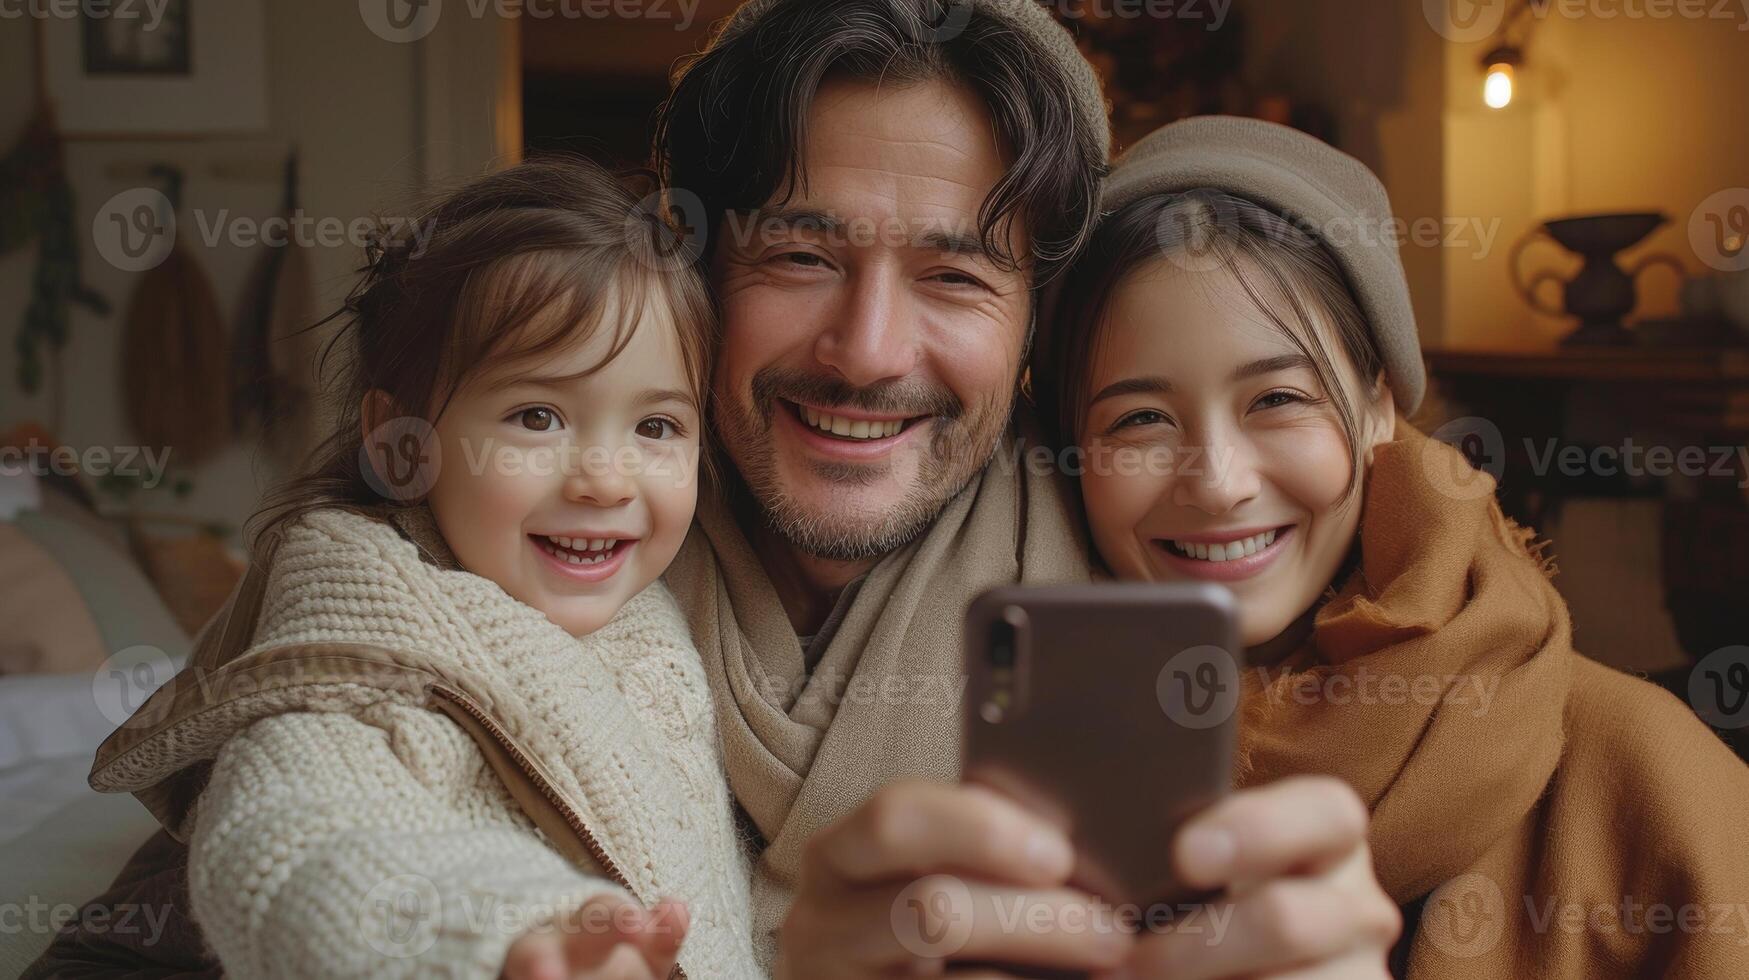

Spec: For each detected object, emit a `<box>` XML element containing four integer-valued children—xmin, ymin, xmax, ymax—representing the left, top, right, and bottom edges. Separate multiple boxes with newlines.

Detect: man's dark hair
<box><xmin>655</xmin><ymin>0</ymin><xmax>1106</xmax><ymax>286</ymax></box>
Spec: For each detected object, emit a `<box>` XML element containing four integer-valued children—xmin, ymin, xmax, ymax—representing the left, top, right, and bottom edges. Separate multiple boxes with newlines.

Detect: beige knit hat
<box><xmin>713</xmin><ymin>0</ymin><xmax>1112</xmax><ymax>168</ymax></box>
<box><xmin>1101</xmin><ymin>116</ymin><xmax>1425</xmax><ymax>413</ymax></box>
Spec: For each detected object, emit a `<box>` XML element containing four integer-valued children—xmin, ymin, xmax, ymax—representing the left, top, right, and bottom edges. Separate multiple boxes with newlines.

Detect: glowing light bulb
<box><xmin>1484</xmin><ymin>62</ymin><xmax>1516</xmax><ymax>109</ymax></box>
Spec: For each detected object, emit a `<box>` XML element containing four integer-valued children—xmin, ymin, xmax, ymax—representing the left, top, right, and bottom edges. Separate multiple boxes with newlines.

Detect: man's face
<box><xmin>710</xmin><ymin>76</ymin><xmax>1032</xmax><ymax>562</ymax></box>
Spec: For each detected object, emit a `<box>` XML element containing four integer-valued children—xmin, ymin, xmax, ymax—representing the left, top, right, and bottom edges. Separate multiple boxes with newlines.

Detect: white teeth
<box><xmin>541</xmin><ymin>535</ymin><xmax>621</xmax><ymax>561</ymax></box>
<box><xmin>1168</xmin><ymin>529</ymin><xmax>1280</xmax><ymax>562</ymax></box>
<box><xmin>800</xmin><ymin>406</ymin><xmax>906</xmax><ymax>440</ymax></box>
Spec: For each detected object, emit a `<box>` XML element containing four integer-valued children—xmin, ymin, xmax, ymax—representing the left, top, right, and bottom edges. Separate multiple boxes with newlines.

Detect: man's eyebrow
<box><xmin>750</xmin><ymin>207</ymin><xmax>842</xmax><ymax>234</ymax></box>
<box><xmin>915</xmin><ymin>228</ymin><xmax>994</xmax><ymax>260</ymax></box>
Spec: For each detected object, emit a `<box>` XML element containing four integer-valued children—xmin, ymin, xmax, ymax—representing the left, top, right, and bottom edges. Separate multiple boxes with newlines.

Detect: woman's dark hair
<box><xmin>655</xmin><ymin>0</ymin><xmax>1104</xmax><ymax>285</ymax></box>
<box><xmin>245</xmin><ymin>157</ymin><xmax>716</xmax><ymax>568</ymax></box>
<box><xmin>1031</xmin><ymin>190</ymin><xmax>1386</xmax><ymax>498</ymax></box>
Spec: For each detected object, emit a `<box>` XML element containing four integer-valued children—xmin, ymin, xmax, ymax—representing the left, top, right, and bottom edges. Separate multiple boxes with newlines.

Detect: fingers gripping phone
<box><xmin>962</xmin><ymin>582</ymin><xmax>1244</xmax><ymax>909</ymax></box>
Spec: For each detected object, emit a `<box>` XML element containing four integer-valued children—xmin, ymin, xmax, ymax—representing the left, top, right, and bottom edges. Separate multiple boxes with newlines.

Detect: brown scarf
<box><xmin>1240</xmin><ymin>421</ymin><xmax>1749</xmax><ymax>977</ymax></box>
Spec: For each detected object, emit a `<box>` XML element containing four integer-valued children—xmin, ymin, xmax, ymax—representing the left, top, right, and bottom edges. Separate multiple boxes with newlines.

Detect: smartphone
<box><xmin>962</xmin><ymin>582</ymin><xmax>1243</xmax><ymax>909</ymax></box>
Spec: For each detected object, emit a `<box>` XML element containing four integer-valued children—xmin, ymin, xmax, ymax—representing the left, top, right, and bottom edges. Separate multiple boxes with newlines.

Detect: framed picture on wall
<box><xmin>38</xmin><ymin>0</ymin><xmax>268</xmax><ymax>137</ymax></box>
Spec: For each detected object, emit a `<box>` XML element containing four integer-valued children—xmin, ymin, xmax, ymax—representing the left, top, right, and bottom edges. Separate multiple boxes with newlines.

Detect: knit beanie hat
<box><xmin>712</xmin><ymin>0</ymin><xmax>1112</xmax><ymax>171</ymax></box>
<box><xmin>1101</xmin><ymin>116</ymin><xmax>1425</xmax><ymax>413</ymax></box>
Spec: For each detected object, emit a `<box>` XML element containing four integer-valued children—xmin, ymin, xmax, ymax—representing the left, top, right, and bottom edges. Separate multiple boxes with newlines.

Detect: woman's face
<box><xmin>1076</xmin><ymin>259</ymin><xmax>1393</xmax><ymax>647</ymax></box>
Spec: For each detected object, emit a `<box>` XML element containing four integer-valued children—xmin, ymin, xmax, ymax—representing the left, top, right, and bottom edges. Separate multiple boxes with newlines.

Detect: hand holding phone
<box><xmin>962</xmin><ymin>582</ymin><xmax>1244</xmax><ymax>910</ymax></box>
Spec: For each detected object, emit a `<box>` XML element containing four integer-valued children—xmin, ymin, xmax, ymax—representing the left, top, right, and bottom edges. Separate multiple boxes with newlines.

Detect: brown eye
<box><xmin>636</xmin><ymin>417</ymin><xmax>678</xmax><ymax>440</ymax></box>
<box><xmin>518</xmin><ymin>408</ymin><xmax>559</xmax><ymax>431</ymax></box>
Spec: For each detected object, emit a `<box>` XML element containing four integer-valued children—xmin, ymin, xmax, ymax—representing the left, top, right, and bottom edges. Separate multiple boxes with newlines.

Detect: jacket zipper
<box><xmin>428</xmin><ymin>685</ymin><xmax>687</xmax><ymax>980</ymax></box>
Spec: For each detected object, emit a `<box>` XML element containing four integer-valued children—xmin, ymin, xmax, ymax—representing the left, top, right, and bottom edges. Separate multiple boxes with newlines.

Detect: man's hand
<box><xmin>501</xmin><ymin>893</ymin><xmax>687</xmax><ymax>980</ymax></box>
<box><xmin>1106</xmin><ymin>776</ymin><xmax>1402</xmax><ymax>979</ymax></box>
<box><xmin>775</xmin><ymin>779</ymin><xmax>1134</xmax><ymax>978</ymax></box>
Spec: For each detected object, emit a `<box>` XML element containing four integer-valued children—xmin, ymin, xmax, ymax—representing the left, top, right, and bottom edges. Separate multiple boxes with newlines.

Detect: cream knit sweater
<box><xmin>179</xmin><ymin>508</ymin><xmax>760</xmax><ymax>978</ymax></box>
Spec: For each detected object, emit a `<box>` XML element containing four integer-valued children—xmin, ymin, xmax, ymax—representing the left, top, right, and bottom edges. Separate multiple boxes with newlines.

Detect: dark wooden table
<box><xmin>1424</xmin><ymin>345</ymin><xmax>1749</xmax><ymax>661</ymax></box>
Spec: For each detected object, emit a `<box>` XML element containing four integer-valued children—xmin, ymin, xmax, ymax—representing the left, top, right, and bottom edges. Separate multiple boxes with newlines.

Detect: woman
<box><xmin>1030</xmin><ymin>115</ymin><xmax>1749</xmax><ymax>977</ymax></box>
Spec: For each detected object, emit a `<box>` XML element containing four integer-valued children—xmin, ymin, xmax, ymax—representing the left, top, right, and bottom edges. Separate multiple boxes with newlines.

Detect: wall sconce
<box><xmin>1479</xmin><ymin>0</ymin><xmax>1548</xmax><ymax>110</ymax></box>
<box><xmin>1482</xmin><ymin>46</ymin><xmax>1521</xmax><ymax>109</ymax></box>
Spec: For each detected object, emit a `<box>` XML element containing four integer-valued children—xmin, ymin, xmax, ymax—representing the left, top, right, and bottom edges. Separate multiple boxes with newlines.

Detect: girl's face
<box><xmin>1076</xmin><ymin>259</ymin><xmax>1393</xmax><ymax>647</ymax></box>
<box><xmin>415</xmin><ymin>287</ymin><xmax>702</xmax><ymax>637</ymax></box>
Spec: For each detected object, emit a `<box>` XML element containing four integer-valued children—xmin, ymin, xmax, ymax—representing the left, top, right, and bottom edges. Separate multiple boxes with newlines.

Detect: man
<box><xmin>658</xmin><ymin>1</ymin><xmax>1398</xmax><ymax>977</ymax></box>
<box><xmin>27</xmin><ymin>2</ymin><xmax>1397</xmax><ymax>977</ymax></box>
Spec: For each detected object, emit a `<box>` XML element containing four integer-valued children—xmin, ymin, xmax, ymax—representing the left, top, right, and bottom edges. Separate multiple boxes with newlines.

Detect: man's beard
<box><xmin>713</xmin><ymin>365</ymin><xmax>1012</xmax><ymax>563</ymax></box>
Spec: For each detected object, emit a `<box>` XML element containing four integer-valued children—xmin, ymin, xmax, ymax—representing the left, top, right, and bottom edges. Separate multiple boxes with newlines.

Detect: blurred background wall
<box><xmin>1</xmin><ymin>0</ymin><xmax>1745</xmax><ymax>678</ymax></box>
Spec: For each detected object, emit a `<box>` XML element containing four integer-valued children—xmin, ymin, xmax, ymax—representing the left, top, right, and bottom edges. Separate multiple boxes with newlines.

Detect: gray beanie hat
<box><xmin>714</xmin><ymin>0</ymin><xmax>1112</xmax><ymax>168</ymax></box>
<box><xmin>1102</xmin><ymin>116</ymin><xmax>1425</xmax><ymax>413</ymax></box>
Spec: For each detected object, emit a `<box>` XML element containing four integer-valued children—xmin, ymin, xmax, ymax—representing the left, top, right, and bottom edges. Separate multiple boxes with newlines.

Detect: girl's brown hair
<box><xmin>247</xmin><ymin>157</ymin><xmax>715</xmax><ymax>568</ymax></box>
<box><xmin>1031</xmin><ymin>189</ymin><xmax>1385</xmax><ymax>498</ymax></box>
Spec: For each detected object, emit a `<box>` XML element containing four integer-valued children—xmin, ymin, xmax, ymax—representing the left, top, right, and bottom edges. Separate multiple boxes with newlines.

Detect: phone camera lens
<box><xmin>989</xmin><ymin>621</ymin><xmax>1017</xmax><ymax>668</ymax></box>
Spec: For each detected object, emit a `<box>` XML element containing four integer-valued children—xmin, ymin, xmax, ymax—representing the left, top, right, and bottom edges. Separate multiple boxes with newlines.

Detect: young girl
<box><xmin>87</xmin><ymin>159</ymin><xmax>761</xmax><ymax>979</ymax></box>
<box><xmin>1033</xmin><ymin>117</ymin><xmax>1749</xmax><ymax>978</ymax></box>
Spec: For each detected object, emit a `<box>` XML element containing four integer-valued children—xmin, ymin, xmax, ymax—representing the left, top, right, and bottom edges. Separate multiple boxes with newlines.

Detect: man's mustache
<box><xmin>749</xmin><ymin>368</ymin><xmax>962</xmax><ymax>422</ymax></box>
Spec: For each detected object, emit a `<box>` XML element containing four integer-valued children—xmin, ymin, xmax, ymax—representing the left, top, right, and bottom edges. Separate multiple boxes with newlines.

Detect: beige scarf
<box><xmin>664</xmin><ymin>426</ymin><xmax>1091</xmax><ymax>957</ymax></box>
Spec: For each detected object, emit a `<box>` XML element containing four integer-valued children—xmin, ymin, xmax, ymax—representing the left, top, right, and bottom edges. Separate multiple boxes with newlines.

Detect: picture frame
<box><xmin>37</xmin><ymin>0</ymin><xmax>268</xmax><ymax>138</ymax></box>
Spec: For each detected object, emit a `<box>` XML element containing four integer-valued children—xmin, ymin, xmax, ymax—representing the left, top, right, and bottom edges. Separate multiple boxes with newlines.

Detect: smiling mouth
<box><xmin>784</xmin><ymin>400</ymin><xmax>929</xmax><ymax>442</ymax></box>
<box><xmin>530</xmin><ymin>534</ymin><xmax>634</xmax><ymax>566</ymax></box>
<box><xmin>1160</xmin><ymin>527</ymin><xmax>1289</xmax><ymax>563</ymax></box>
